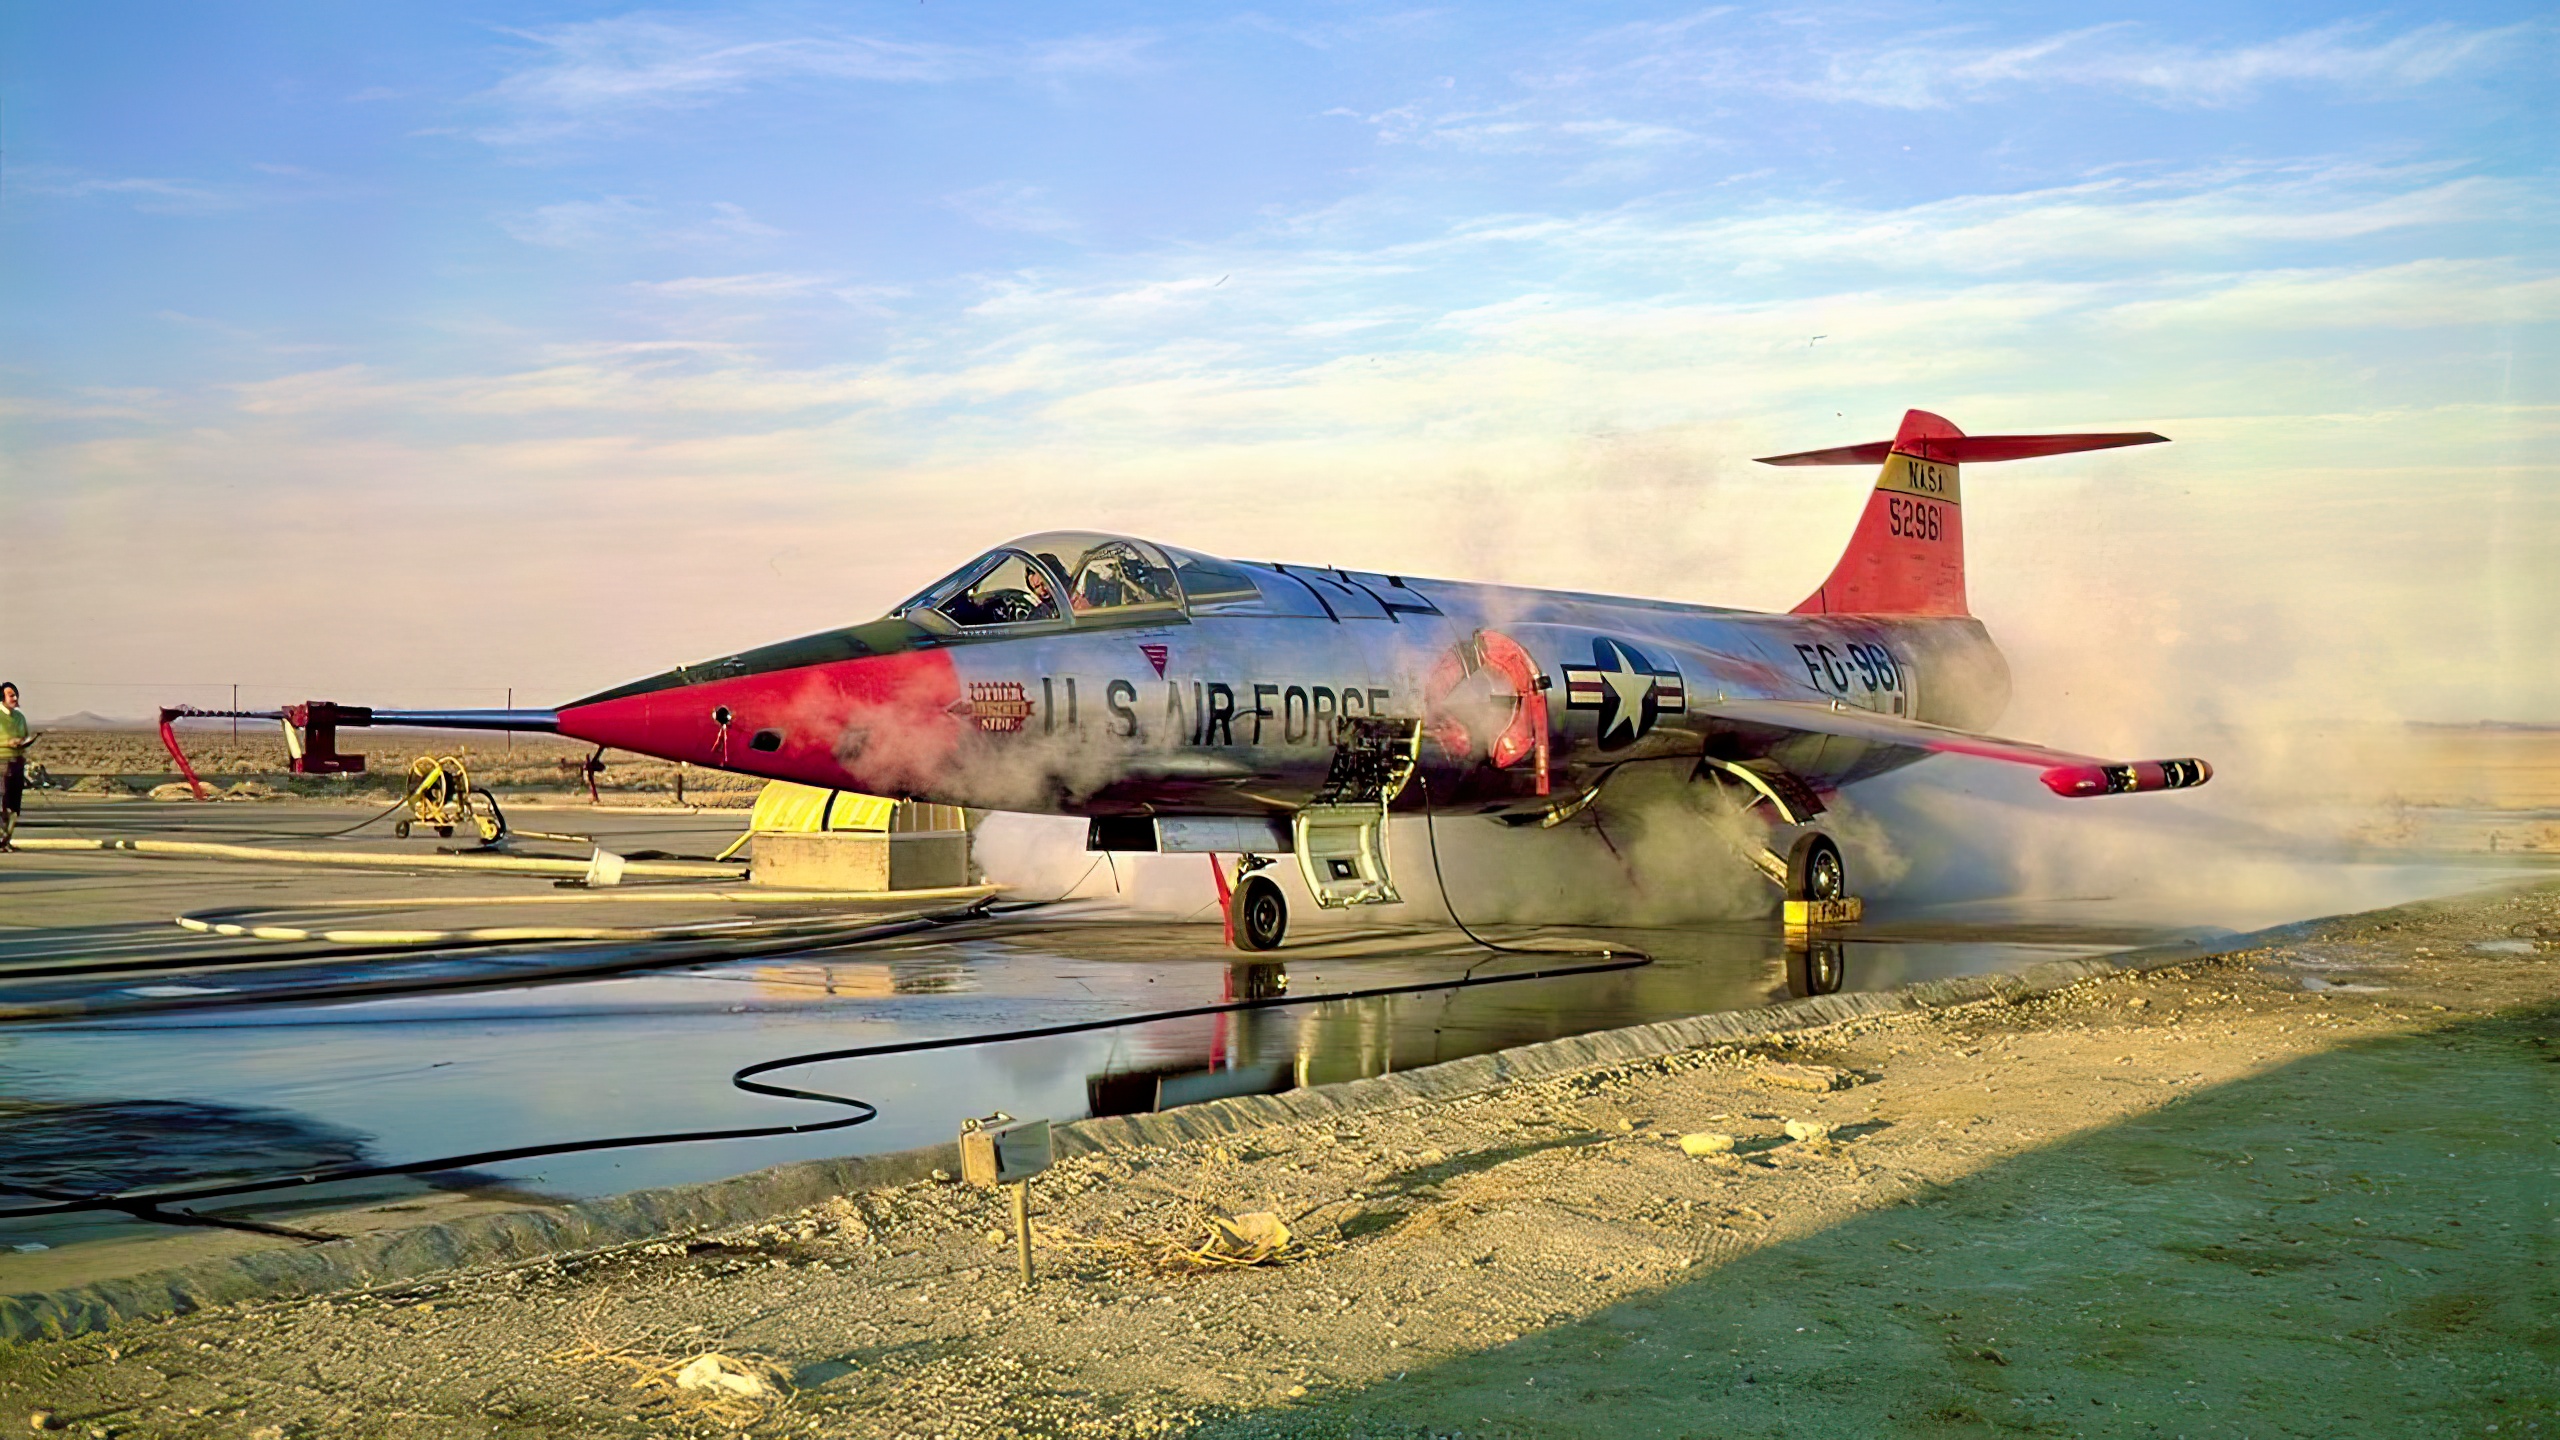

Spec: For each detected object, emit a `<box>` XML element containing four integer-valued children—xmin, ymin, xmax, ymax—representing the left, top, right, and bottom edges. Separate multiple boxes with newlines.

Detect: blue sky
<box><xmin>2</xmin><ymin>2</ymin><xmax>2552</xmax><ymax>732</ymax></box>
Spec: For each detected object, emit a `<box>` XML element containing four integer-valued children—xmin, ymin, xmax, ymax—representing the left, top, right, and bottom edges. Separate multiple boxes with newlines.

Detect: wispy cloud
<box><xmin>499</xmin><ymin>197</ymin><xmax>781</xmax><ymax>251</ymax></box>
<box><xmin>0</xmin><ymin>388</ymin><xmax>168</xmax><ymax>423</ymax></box>
<box><xmin>1229</xmin><ymin>9</ymin><xmax>1450</xmax><ymax>51</ymax></box>
<box><xmin>634</xmin><ymin>272</ymin><xmax>841</xmax><ymax>298</ymax></box>
<box><xmin>19</xmin><ymin>174</ymin><xmax>237</xmax><ymax>215</ymax></box>
<box><xmin>474</xmin><ymin>14</ymin><xmax>1153</xmax><ymax>143</ymax></box>
<box><xmin>1329</xmin><ymin>98</ymin><xmax>1698</xmax><ymax>157</ymax></box>
<box><xmin>2100</xmin><ymin>258</ymin><xmax>2560</xmax><ymax>332</ymax></box>
<box><xmin>945</xmin><ymin>183</ymin><xmax>1080</xmax><ymax>237</ymax></box>
<box><xmin>1768</xmin><ymin>18</ymin><xmax>2529</xmax><ymax>110</ymax></box>
<box><xmin>629</xmin><ymin>272</ymin><xmax>911</xmax><ymax>313</ymax></box>
<box><xmin>202</xmin><ymin>163</ymin><xmax>2553</xmax><ymax>444</ymax></box>
<box><xmin>1624</xmin><ymin>169</ymin><xmax>2518</xmax><ymax>275</ymax></box>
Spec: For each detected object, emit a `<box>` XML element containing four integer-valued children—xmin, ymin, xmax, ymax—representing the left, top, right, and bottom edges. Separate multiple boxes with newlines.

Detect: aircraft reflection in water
<box><xmin>1081</xmin><ymin>932</ymin><xmax>1848</xmax><ymax>1119</ymax></box>
<box><xmin>743</xmin><ymin>927</ymin><xmax>1849</xmax><ymax>1120</ymax></box>
<box><xmin>265</xmin><ymin>411</ymin><xmax>2216</xmax><ymax>949</ymax></box>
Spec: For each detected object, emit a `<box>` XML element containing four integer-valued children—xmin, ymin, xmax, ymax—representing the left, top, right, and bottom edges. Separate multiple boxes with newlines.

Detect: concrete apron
<box><xmin>0</xmin><ymin>921</ymin><xmax>2317</xmax><ymax>1343</ymax></box>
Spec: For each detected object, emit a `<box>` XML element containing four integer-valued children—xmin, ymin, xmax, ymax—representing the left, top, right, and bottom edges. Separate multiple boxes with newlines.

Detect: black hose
<box><xmin>1412</xmin><ymin>770</ymin><xmax>1589</xmax><ymax>960</ymax></box>
<box><xmin>0</xmin><ymin>944</ymin><xmax>1644</xmax><ymax>1224</ymax></box>
<box><xmin>303</xmin><ymin>792</ymin><xmax>416</xmax><ymax>841</ymax></box>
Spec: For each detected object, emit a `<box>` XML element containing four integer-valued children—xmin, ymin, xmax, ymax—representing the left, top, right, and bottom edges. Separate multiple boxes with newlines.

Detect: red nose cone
<box><xmin>558</xmin><ymin>649</ymin><xmax>963</xmax><ymax>795</ymax></box>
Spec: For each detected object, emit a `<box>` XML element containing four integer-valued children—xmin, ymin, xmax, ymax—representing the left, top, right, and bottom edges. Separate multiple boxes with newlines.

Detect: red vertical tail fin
<box><xmin>1758</xmin><ymin>410</ymin><xmax>2168</xmax><ymax>617</ymax></box>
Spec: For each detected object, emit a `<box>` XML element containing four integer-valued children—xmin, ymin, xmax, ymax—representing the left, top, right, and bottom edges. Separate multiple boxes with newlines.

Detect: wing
<box><xmin>1699</xmin><ymin>698</ymin><xmax>2212</xmax><ymax>798</ymax></box>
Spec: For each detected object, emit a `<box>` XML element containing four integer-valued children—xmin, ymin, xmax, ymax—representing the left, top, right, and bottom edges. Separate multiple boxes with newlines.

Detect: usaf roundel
<box><xmin>1561</xmin><ymin>638</ymin><xmax>1687</xmax><ymax>750</ymax></box>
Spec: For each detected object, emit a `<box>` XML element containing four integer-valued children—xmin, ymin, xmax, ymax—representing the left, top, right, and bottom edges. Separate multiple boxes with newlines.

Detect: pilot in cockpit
<box><xmin>927</xmin><ymin>538</ymin><xmax>1186</xmax><ymax>628</ymax></box>
<box><xmin>1027</xmin><ymin>561</ymin><xmax>1085</xmax><ymax>614</ymax></box>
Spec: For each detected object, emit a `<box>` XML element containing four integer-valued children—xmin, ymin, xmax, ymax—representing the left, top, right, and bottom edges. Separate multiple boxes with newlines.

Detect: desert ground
<box><xmin>2</xmin><ymin>881</ymin><xmax>2551</xmax><ymax>1439</ymax></box>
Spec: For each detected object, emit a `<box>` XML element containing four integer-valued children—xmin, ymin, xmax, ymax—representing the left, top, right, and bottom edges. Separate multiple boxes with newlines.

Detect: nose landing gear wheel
<box><xmin>1786</xmin><ymin>831</ymin><xmax>1846</xmax><ymax>904</ymax></box>
<box><xmin>1234</xmin><ymin>876</ymin><xmax>1288</xmax><ymax>952</ymax></box>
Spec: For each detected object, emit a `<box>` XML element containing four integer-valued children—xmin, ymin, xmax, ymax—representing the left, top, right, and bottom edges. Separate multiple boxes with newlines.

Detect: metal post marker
<box><xmin>1010</xmin><ymin>1180</ymin><xmax>1035</xmax><ymax>1288</ymax></box>
<box><xmin>961</xmin><ymin>1113</ymin><xmax>1052</xmax><ymax>1290</ymax></box>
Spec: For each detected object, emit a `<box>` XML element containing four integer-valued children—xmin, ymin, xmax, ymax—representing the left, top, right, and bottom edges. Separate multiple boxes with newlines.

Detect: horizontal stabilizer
<box><xmin>1756</xmin><ymin>432</ymin><xmax>2168</xmax><ymax>466</ymax></box>
<box><xmin>1699</xmin><ymin>698</ymin><xmax>2212</xmax><ymax>798</ymax></box>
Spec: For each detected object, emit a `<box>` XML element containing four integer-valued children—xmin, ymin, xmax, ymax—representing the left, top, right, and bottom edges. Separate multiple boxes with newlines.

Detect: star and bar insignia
<box><xmin>1561</xmin><ymin>637</ymin><xmax>1686</xmax><ymax>749</ymax></box>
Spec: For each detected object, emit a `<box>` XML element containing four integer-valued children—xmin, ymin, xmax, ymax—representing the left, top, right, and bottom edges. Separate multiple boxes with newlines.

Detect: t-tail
<box><xmin>1760</xmin><ymin>410</ymin><xmax>2169</xmax><ymax>616</ymax></box>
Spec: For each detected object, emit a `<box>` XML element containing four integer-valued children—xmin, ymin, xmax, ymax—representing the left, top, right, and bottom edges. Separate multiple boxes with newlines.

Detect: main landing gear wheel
<box><xmin>1786</xmin><ymin>831</ymin><xmax>1846</xmax><ymax>905</ymax></box>
<box><xmin>1235</xmin><ymin>876</ymin><xmax>1289</xmax><ymax>952</ymax></box>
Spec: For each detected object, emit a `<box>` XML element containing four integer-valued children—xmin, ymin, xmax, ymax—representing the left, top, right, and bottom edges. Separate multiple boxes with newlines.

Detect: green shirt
<box><xmin>0</xmin><ymin>709</ymin><xmax>26</xmax><ymax>758</ymax></box>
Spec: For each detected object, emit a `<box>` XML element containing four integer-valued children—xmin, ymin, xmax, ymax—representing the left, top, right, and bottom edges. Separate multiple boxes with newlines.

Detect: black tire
<box><xmin>393</xmin><ymin>820</ymin><xmax>411</xmax><ymax>839</ymax></box>
<box><xmin>1786</xmin><ymin>831</ymin><xmax>1846</xmax><ymax>903</ymax></box>
<box><xmin>435</xmin><ymin>824</ymin><xmax>453</xmax><ymax>839</ymax></box>
<box><xmin>1234</xmin><ymin>876</ymin><xmax>1288</xmax><ymax>951</ymax></box>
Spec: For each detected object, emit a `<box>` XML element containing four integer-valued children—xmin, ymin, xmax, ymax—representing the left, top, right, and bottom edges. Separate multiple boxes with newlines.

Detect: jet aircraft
<box><xmin>219</xmin><ymin>410</ymin><xmax>2213</xmax><ymax>950</ymax></box>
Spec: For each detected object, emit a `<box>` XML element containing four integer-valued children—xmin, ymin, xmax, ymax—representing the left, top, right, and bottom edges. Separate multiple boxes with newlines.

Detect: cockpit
<box><xmin>563</xmin><ymin>531</ymin><xmax>1443</xmax><ymax>710</ymax></box>
<box><xmin>895</xmin><ymin>532</ymin><xmax>1264</xmax><ymax>633</ymax></box>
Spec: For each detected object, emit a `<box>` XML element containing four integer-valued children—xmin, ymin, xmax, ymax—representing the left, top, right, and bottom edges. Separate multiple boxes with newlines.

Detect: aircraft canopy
<box><xmin>896</xmin><ymin>532</ymin><xmax>1264</xmax><ymax>630</ymax></box>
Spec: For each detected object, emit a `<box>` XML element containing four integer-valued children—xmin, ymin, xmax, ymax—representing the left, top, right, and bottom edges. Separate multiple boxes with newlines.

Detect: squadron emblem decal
<box><xmin>1139</xmin><ymin>644</ymin><xmax>1170</xmax><ymax>678</ymax></box>
<box><xmin>1560</xmin><ymin>638</ymin><xmax>1685</xmax><ymax>750</ymax></box>
<box><xmin>966</xmin><ymin>681</ymin><xmax>1033</xmax><ymax>734</ymax></box>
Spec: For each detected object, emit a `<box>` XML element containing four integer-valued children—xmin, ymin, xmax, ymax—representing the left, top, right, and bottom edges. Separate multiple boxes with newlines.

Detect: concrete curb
<box><xmin>1</xmin><ymin>922</ymin><xmax>2292</xmax><ymax>1343</ymax></box>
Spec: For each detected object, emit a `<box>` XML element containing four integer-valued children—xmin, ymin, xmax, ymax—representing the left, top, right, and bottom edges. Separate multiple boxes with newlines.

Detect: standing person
<box><xmin>0</xmin><ymin>682</ymin><xmax>27</xmax><ymax>852</ymax></box>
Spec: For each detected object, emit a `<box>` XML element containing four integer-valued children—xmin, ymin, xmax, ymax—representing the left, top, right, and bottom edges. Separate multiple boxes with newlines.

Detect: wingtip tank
<box><xmin>2039</xmin><ymin>757</ymin><xmax>2214</xmax><ymax>798</ymax></box>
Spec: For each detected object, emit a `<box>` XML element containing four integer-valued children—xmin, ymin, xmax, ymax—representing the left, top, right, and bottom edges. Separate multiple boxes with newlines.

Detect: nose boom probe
<box><xmin>155</xmin><ymin>703</ymin><xmax>561</xmax><ymax>801</ymax></box>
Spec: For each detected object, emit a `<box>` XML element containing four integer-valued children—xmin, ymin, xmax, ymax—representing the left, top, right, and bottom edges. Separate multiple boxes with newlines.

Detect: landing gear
<box><xmin>1235</xmin><ymin>875</ymin><xmax>1288</xmax><ymax>952</ymax></box>
<box><xmin>1221</xmin><ymin>717</ymin><xmax>1419</xmax><ymax>953</ymax></box>
<box><xmin>1781</xmin><ymin>830</ymin><xmax>1860</xmax><ymax>926</ymax></box>
<box><xmin>1786</xmin><ymin>831</ymin><xmax>1846</xmax><ymax>905</ymax></box>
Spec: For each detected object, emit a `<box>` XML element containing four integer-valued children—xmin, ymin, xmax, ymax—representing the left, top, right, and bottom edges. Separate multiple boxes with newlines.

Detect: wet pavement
<box><xmin>0</xmin><ymin>798</ymin><xmax>2537</xmax><ymax>1267</ymax></box>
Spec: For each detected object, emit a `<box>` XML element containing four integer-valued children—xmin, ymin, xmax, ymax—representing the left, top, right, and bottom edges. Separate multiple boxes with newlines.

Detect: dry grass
<box><xmin>1038</xmin><ymin>1149</ymin><xmax>1331</xmax><ymax>1275</ymax></box>
<box><xmin>1041</xmin><ymin>1210</ymin><xmax>1319</xmax><ymax>1275</ymax></box>
<box><xmin>549</xmin><ymin>1334</ymin><xmax>793</xmax><ymax>1427</ymax></box>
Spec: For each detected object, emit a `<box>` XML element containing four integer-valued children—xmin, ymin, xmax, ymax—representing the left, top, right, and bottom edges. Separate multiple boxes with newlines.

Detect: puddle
<box><xmin>0</xmin><ymin>912</ymin><xmax>2139</xmax><ymax>1255</ymax></box>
